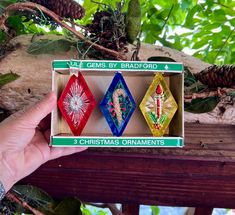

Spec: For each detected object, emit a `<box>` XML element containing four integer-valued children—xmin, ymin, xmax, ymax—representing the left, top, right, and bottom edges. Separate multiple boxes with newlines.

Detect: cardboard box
<box><xmin>51</xmin><ymin>60</ymin><xmax>184</xmax><ymax>147</ymax></box>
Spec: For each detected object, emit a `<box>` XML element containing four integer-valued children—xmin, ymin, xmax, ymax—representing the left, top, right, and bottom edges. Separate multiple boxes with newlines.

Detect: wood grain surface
<box><xmin>21</xmin><ymin>123</ymin><xmax>235</xmax><ymax>208</ymax></box>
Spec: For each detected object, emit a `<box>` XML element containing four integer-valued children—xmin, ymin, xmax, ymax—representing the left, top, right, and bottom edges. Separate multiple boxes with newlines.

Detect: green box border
<box><xmin>52</xmin><ymin>60</ymin><xmax>183</xmax><ymax>73</ymax></box>
<box><xmin>51</xmin><ymin>136</ymin><xmax>184</xmax><ymax>147</ymax></box>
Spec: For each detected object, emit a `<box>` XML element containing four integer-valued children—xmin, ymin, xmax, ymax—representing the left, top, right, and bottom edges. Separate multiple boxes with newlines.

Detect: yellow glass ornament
<box><xmin>139</xmin><ymin>73</ymin><xmax>178</xmax><ymax>137</ymax></box>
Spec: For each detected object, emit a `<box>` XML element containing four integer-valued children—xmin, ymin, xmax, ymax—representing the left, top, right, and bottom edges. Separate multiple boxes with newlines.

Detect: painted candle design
<box><xmin>139</xmin><ymin>73</ymin><xmax>178</xmax><ymax>137</ymax></box>
<box><xmin>58</xmin><ymin>73</ymin><xmax>96</xmax><ymax>136</ymax></box>
<box><xmin>154</xmin><ymin>84</ymin><xmax>164</xmax><ymax>129</ymax></box>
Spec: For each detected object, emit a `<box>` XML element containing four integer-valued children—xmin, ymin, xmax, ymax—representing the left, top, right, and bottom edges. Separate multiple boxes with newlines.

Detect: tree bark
<box><xmin>0</xmin><ymin>35</ymin><xmax>233</xmax><ymax>125</ymax></box>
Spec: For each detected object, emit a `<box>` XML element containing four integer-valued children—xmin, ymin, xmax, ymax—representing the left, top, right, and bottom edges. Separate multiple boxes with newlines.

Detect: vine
<box><xmin>0</xmin><ymin>2</ymin><xmax>127</xmax><ymax>60</ymax></box>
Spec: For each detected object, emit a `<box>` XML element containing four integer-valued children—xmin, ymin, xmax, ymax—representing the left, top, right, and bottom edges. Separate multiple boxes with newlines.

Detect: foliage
<box><xmin>81</xmin><ymin>205</ymin><xmax>110</xmax><ymax>215</ymax></box>
<box><xmin>148</xmin><ymin>57</ymin><xmax>220</xmax><ymax>114</ymax></box>
<box><xmin>0</xmin><ymin>71</ymin><xmax>20</xmax><ymax>122</ymax></box>
<box><xmin>0</xmin><ymin>185</ymin><xmax>83</xmax><ymax>215</ymax></box>
<box><xmin>0</xmin><ymin>72</ymin><xmax>20</xmax><ymax>88</ymax></box>
<box><xmin>80</xmin><ymin>0</ymin><xmax>235</xmax><ymax>65</ymax></box>
<box><xmin>185</xmin><ymin>96</ymin><xmax>220</xmax><ymax>113</ymax></box>
<box><xmin>1</xmin><ymin>0</ymin><xmax>234</xmax><ymax>65</ymax></box>
<box><xmin>140</xmin><ymin>0</ymin><xmax>235</xmax><ymax>65</ymax></box>
<box><xmin>1</xmin><ymin>185</ymin><xmax>161</xmax><ymax>215</ymax></box>
<box><xmin>54</xmin><ymin>198</ymin><xmax>82</xmax><ymax>215</ymax></box>
<box><xmin>151</xmin><ymin>206</ymin><xmax>160</xmax><ymax>215</ymax></box>
<box><xmin>27</xmin><ymin>39</ymin><xmax>74</xmax><ymax>55</ymax></box>
<box><xmin>184</xmin><ymin>67</ymin><xmax>206</xmax><ymax>93</ymax></box>
<box><xmin>12</xmin><ymin>185</ymin><xmax>55</xmax><ymax>214</ymax></box>
<box><xmin>184</xmin><ymin>68</ymin><xmax>220</xmax><ymax>113</ymax></box>
<box><xmin>0</xmin><ymin>0</ymin><xmax>17</xmax><ymax>9</ymax></box>
<box><xmin>0</xmin><ymin>0</ymin><xmax>59</xmax><ymax>44</ymax></box>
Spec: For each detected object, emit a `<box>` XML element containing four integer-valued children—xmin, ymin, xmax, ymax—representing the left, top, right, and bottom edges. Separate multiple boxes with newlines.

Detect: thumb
<box><xmin>18</xmin><ymin>92</ymin><xmax>57</xmax><ymax>128</ymax></box>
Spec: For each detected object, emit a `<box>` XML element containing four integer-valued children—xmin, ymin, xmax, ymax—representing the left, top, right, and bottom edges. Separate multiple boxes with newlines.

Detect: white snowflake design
<box><xmin>63</xmin><ymin>79</ymin><xmax>90</xmax><ymax>128</ymax></box>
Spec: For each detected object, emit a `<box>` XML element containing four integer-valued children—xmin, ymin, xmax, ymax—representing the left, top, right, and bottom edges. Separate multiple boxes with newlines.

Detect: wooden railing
<box><xmin>21</xmin><ymin>123</ymin><xmax>235</xmax><ymax>215</ymax></box>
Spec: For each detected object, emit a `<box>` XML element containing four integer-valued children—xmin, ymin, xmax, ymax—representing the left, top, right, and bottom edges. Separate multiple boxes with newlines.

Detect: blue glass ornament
<box><xmin>100</xmin><ymin>72</ymin><xmax>136</xmax><ymax>136</ymax></box>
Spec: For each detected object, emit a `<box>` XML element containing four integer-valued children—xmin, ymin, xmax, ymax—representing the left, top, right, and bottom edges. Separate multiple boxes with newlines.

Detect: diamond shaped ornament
<box><xmin>58</xmin><ymin>73</ymin><xmax>96</xmax><ymax>136</ymax></box>
<box><xmin>100</xmin><ymin>72</ymin><xmax>136</xmax><ymax>137</ymax></box>
<box><xmin>139</xmin><ymin>73</ymin><xmax>178</xmax><ymax>137</ymax></box>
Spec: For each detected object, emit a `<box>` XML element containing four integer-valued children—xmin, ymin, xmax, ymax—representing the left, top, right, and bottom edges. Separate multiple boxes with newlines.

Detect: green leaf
<box><xmin>184</xmin><ymin>5</ymin><xmax>201</xmax><ymax>29</ymax></box>
<box><xmin>156</xmin><ymin>9</ymin><xmax>171</xmax><ymax>20</ymax></box>
<box><xmin>6</xmin><ymin>15</ymin><xmax>26</xmax><ymax>35</ymax></box>
<box><xmin>97</xmin><ymin>211</ymin><xmax>108</xmax><ymax>215</ymax></box>
<box><xmin>141</xmin><ymin>24</ymin><xmax>162</xmax><ymax>32</ymax></box>
<box><xmin>81</xmin><ymin>206</ymin><xmax>93</xmax><ymax>215</ymax></box>
<box><xmin>143</xmin><ymin>32</ymin><xmax>157</xmax><ymax>44</ymax></box>
<box><xmin>179</xmin><ymin>32</ymin><xmax>193</xmax><ymax>37</ymax></box>
<box><xmin>185</xmin><ymin>97</ymin><xmax>220</xmax><ymax>113</ymax></box>
<box><xmin>193</xmin><ymin>51</ymin><xmax>204</xmax><ymax>60</ymax></box>
<box><xmin>0</xmin><ymin>30</ymin><xmax>7</xmax><ymax>44</ymax></box>
<box><xmin>184</xmin><ymin>67</ymin><xmax>198</xmax><ymax>88</ymax></box>
<box><xmin>149</xmin><ymin>112</ymin><xmax>157</xmax><ymax>123</ymax></box>
<box><xmin>221</xmin><ymin>25</ymin><xmax>231</xmax><ymax>35</ymax></box>
<box><xmin>158</xmin><ymin>37</ymin><xmax>175</xmax><ymax>48</ymax></box>
<box><xmin>180</xmin><ymin>0</ymin><xmax>192</xmax><ymax>10</ymax></box>
<box><xmin>192</xmin><ymin>30</ymin><xmax>210</xmax><ymax>40</ymax></box>
<box><xmin>173</xmin><ymin>34</ymin><xmax>183</xmax><ymax>50</ymax></box>
<box><xmin>0</xmin><ymin>0</ymin><xmax>17</xmax><ymax>8</ymax></box>
<box><xmin>212</xmin><ymin>9</ymin><xmax>226</xmax><ymax>22</ymax></box>
<box><xmin>0</xmin><ymin>72</ymin><xmax>20</xmax><ymax>88</ymax></box>
<box><xmin>54</xmin><ymin>198</ymin><xmax>82</xmax><ymax>215</ymax></box>
<box><xmin>203</xmin><ymin>23</ymin><xmax>222</xmax><ymax>31</ymax></box>
<box><xmin>12</xmin><ymin>185</ymin><xmax>55</xmax><ymax>213</ymax></box>
<box><xmin>230</xmin><ymin>18</ymin><xmax>235</xmax><ymax>26</ymax></box>
<box><xmin>146</xmin><ymin>5</ymin><xmax>159</xmax><ymax>19</ymax></box>
<box><xmin>192</xmin><ymin>38</ymin><xmax>210</xmax><ymax>49</ymax></box>
<box><xmin>151</xmin><ymin>206</ymin><xmax>160</xmax><ymax>215</ymax></box>
<box><xmin>27</xmin><ymin>39</ymin><xmax>73</xmax><ymax>55</ymax></box>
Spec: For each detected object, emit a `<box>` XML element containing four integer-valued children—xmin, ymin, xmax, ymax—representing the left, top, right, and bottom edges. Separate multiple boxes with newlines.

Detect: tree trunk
<box><xmin>0</xmin><ymin>34</ymin><xmax>233</xmax><ymax>125</ymax></box>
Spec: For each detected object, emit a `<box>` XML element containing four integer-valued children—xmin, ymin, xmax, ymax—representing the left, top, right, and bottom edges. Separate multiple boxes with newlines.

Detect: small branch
<box><xmin>162</xmin><ymin>4</ymin><xmax>174</xmax><ymax>30</ymax></box>
<box><xmin>131</xmin><ymin>38</ymin><xmax>141</xmax><ymax>61</ymax></box>
<box><xmin>5</xmin><ymin>191</ymin><xmax>44</xmax><ymax>215</ymax></box>
<box><xmin>85</xmin><ymin>202</ymin><xmax>124</xmax><ymax>215</ymax></box>
<box><xmin>213</xmin><ymin>27</ymin><xmax>235</xmax><ymax>63</ymax></box>
<box><xmin>0</xmin><ymin>2</ymin><xmax>126</xmax><ymax>60</ymax></box>
<box><xmin>184</xmin><ymin>87</ymin><xmax>235</xmax><ymax>102</ymax></box>
<box><xmin>91</xmin><ymin>0</ymin><xmax>108</xmax><ymax>8</ymax></box>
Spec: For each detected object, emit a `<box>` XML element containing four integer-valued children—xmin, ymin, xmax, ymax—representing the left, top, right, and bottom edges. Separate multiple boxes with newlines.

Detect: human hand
<box><xmin>0</xmin><ymin>92</ymin><xmax>87</xmax><ymax>192</ymax></box>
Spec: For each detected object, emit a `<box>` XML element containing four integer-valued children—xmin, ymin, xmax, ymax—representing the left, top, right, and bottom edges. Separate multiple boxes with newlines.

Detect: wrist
<box><xmin>0</xmin><ymin>180</ymin><xmax>5</xmax><ymax>201</ymax></box>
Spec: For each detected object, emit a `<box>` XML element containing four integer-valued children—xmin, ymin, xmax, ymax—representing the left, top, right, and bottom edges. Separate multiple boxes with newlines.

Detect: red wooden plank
<box><xmin>21</xmin><ymin>152</ymin><xmax>235</xmax><ymax>208</ymax></box>
<box><xmin>122</xmin><ymin>204</ymin><xmax>139</xmax><ymax>215</ymax></box>
<box><xmin>20</xmin><ymin>123</ymin><xmax>235</xmax><ymax>208</ymax></box>
<box><xmin>194</xmin><ymin>207</ymin><xmax>213</xmax><ymax>215</ymax></box>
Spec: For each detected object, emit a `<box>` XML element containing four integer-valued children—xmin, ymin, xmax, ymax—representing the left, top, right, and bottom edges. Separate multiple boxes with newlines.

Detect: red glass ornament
<box><xmin>58</xmin><ymin>73</ymin><xmax>96</xmax><ymax>136</ymax></box>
